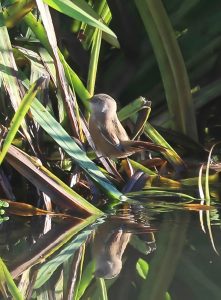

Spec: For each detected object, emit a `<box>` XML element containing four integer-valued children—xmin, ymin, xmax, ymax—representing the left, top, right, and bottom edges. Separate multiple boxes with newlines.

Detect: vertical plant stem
<box><xmin>135</xmin><ymin>0</ymin><xmax>198</xmax><ymax>141</ymax></box>
<box><xmin>87</xmin><ymin>28</ymin><xmax>102</xmax><ymax>95</ymax></box>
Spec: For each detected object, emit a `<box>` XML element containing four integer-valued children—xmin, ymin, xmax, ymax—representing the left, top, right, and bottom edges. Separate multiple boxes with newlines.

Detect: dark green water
<box><xmin>1</xmin><ymin>203</ymin><xmax>221</xmax><ymax>300</ymax></box>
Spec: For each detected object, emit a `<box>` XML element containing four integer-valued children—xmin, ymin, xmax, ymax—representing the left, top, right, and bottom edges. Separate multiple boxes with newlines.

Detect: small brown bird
<box><xmin>89</xmin><ymin>94</ymin><xmax>164</xmax><ymax>158</ymax></box>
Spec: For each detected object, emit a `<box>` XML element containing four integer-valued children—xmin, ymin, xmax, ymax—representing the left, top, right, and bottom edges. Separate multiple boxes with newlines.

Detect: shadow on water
<box><xmin>1</xmin><ymin>199</ymin><xmax>221</xmax><ymax>300</ymax></box>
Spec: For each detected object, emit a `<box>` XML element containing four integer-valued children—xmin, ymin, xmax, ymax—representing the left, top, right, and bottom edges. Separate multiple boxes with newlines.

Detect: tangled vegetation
<box><xmin>1</xmin><ymin>0</ymin><xmax>221</xmax><ymax>299</ymax></box>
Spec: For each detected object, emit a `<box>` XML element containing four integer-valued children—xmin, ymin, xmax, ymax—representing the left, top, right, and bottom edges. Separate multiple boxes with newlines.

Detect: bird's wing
<box><xmin>122</xmin><ymin>140</ymin><xmax>166</xmax><ymax>152</ymax></box>
<box><xmin>97</xmin><ymin>123</ymin><xmax>124</xmax><ymax>151</ymax></box>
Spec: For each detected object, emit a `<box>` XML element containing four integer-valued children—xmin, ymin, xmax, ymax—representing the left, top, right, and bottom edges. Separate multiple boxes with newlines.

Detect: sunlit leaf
<box><xmin>87</xmin><ymin>28</ymin><xmax>102</xmax><ymax>95</ymax></box>
<box><xmin>136</xmin><ymin>258</ymin><xmax>149</xmax><ymax>280</ymax></box>
<box><xmin>43</xmin><ymin>0</ymin><xmax>116</xmax><ymax>38</ymax></box>
<box><xmin>0</xmin><ymin>258</ymin><xmax>24</xmax><ymax>300</ymax></box>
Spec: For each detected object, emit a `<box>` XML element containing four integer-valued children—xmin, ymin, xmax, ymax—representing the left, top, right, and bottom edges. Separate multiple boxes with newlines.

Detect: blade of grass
<box><xmin>204</xmin><ymin>145</ymin><xmax>216</xmax><ymax>203</ymax></box>
<box><xmin>87</xmin><ymin>28</ymin><xmax>102</xmax><ymax>95</ymax></box>
<box><xmin>99</xmin><ymin>4</ymin><xmax>116</xmax><ymax>47</ymax></box>
<box><xmin>129</xmin><ymin>159</ymin><xmax>156</xmax><ymax>176</ymax></box>
<box><xmin>63</xmin><ymin>245</ymin><xmax>84</xmax><ymax>300</ymax></box>
<box><xmin>96</xmin><ymin>278</ymin><xmax>108</xmax><ymax>300</ymax></box>
<box><xmin>135</xmin><ymin>0</ymin><xmax>198</xmax><ymax>141</ymax></box>
<box><xmin>44</xmin><ymin>0</ymin><xmax>116</xmax><ymax>39</ymax></box>
<box><xmin>71</xmin><ymin>244</ymin><xmax>85</xmax><ymax>300</ymax></box>
<box><xmin>82</xmin><ymin>1</ymin><xmax>119</xmax><ymax>49</ymax></box>
<box><xmin>3</xmin><ymin>0</ymin><xmax>118</xmax><ymax>46</ymax></box>
<box><xmin>207</xmin><ymin>210</ymin><xmax>218</xmax><ymax>254</ymax></box>
<box><xmin>38</xmin><ymin>47</ymin><xmax>57</xmax><ymax>84</ymax></box>
<box><xmin>118</xmin><ymin>96</ymin><xmax>149</xmax><ymax>120</ymax></box>
<box><xmin>0</xmin><ymin>77</ymin><xmax>45</xmax><ymax>165</ymax></box>
<box><xmin>75</xmin><ymin>261</ymin><xmax>95</xmax><ymax>300</ymax></box>
<box><xmin>144</xmin><ymin>122</ymin><xmax>185</xmax><ymax>171</ymax></box>
<box><xmin>204</xmin><ymin>144</ymin><xmax>219</xmax><ymax>255</ymax></box>
<box><xmin>126</xmin><ymin>190</ymin><xmax>197</xmax><ymax>202</ymax></box>
<box><xmin>198</xmin><ymin>164</ymin><xmax>206</xmax><ymax>233</ymax></box>
<box><xmin>0</xmin><ymin>258</ymin><xmax>24</xmax><ymax>300</ymax></box>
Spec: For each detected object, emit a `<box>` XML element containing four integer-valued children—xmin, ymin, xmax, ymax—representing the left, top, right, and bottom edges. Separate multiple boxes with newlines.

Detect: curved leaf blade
<box><xmin>44</xmin><ymin>0</ymin><xmax>117</xmax><ymax>38</ymax></box>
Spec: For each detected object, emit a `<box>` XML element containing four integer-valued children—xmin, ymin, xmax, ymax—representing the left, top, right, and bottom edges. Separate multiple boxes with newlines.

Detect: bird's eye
<box><xmin>92</xmin><ymin>98</ymin><xmax>100</xmax><ymax>105</ymax></box>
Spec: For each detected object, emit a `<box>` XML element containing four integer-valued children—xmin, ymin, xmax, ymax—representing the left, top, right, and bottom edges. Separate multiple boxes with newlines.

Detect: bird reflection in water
<box><xmin>92</xmin><ymin>208</ymin><xmax>156</xmax><ymax>279</ymax></box>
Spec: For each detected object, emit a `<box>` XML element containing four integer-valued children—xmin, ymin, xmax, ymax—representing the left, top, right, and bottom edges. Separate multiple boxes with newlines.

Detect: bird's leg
<box><xmin>131</xmin><ymin>98</ymin><xmax>152</xmax><ymax>140</ymax></box>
